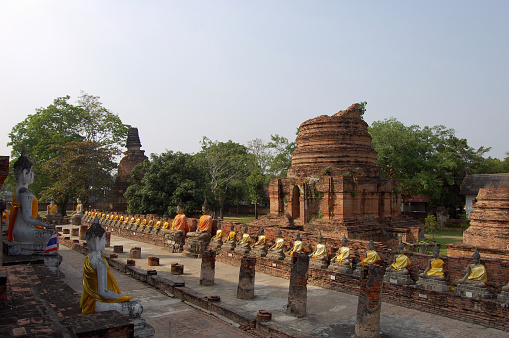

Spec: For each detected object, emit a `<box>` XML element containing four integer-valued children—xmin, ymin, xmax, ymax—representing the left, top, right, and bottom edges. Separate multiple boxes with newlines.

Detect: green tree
<box><xmin>197</xmin><ymin>137</ymin><xmax>254</xmax><ymax>218</ymax></box>
<box><xmin>369</xmin><ymin>118</ymin><xmax>491</xmax><ymax>214</ymax></box>
<box><xmin>246</xmin><ymin>169</ymin><xmax>268</xmax><ymax>219</ymax></box>
<box><xmin>424</xmin><ymin>214</ymin><xmax>439</xmax><ymax>239</ymax></box>
<box><xmin>41</xmin><ymin>141</ymin><xmax>118</xmax><ymax>214</ymax></box>
<box><xmin>265</xmin><ymin>134</ymin><xmax>297</xmax><ymax>178</ymax></box>
<box><xmin>125</xmin><ymin>151</ymin><xmax>212</xmax><ymax>217</ymax></box>
<box><xmin>7</xmin><ymin>93</ymin><xmax>128</xmax><ymax>209</ymax></box>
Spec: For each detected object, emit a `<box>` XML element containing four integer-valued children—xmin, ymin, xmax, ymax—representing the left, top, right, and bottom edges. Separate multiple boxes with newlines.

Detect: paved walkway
<box><xmin>60</xmin><ymin>228</ymin><xmax>509</xmax><ymax>338</ymax></box>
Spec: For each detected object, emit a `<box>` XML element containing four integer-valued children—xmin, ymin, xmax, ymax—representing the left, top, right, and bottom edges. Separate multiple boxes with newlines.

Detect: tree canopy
<box><xmin>7</xmin><ymin>93</ymin><xmax>128</xmax><ymax>211</ymax></box>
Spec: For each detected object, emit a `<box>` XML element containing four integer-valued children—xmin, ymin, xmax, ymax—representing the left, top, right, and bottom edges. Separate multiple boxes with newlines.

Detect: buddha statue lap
<box><xmin>328</xmin><ymin>236</ymin><xmax>353</xmax><ymax>274</ymax></box>
<box><xmin>250</xmin><ymin>227</ymin><xmax>267</xmax><ymax>257</ymax></box>
<box><xmin>164</xmin><ymin>203</ymin><xmax>189</xmax><ymax>252</ymax></box>
<box><xmin>221</xmin><ymin>224</ymin><xmax>237</xmax><ymax>251</ymax></box>
<box><xmin>186</xmin><ymin>201</ymin><xmax>214</xmax><ymax>255</ymax></box>
<box><xmin>416</xmin><ymin>245</ymin><xmax>450</xmax><ymax>292</ymax></box>
<box><xmin>455</xmin><ymin>248</ymin><xmax>493</xmax><ymax>299</ymax></box>
<box><xmin>7</xmin><ymin>151</ymin><xmax>56</xmax><ymax>249</ymax></box>
<box><xmin>309</xmin><ymin>234</ymin><xmax>329</xmax><ymax>269</ymax></box>
<box><xmin>383</xmin><ymin>243</ymin><xmax>414</xmax><ymax>285</ymax></box>
<box><xmin>285</xmin><ymin>231</ymin><xmax>304</xmax><ymax>262</ymax></box>
<box><xmin>80</xmin><ymin>218</ymin><xmax>143</xmax><ymax>317</ymax></box>
<box><xmin>498</xmin><ymin>281</ymin><xmax>509</xmax><ymax>303</ymax></box>
<box><xmin>266</xmin><ymin>229</ymin><xmax>285</xmax><ymax>260</ymax></box>
<box><xmin>150</xmin><ymin>220</ymin><xmax>162</xmax><ymax>234</ymax></box>
<box><xmin>235</xmin><ymin>225</ymin><xmax>253</xmax><ymax>254</ymax></box>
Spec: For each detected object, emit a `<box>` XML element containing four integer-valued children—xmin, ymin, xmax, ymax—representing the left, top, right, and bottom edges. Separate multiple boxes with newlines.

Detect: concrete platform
<box><xmin>58</xmin><ymin>225</ymin><xmax>509</xmax><ymax>337</ymax></box>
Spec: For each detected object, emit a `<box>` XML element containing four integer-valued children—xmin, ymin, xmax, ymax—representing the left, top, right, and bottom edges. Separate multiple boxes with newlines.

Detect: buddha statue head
<box><xmin>397</xmin><ymin>242</ymin><xmax>405</xmax><ymax>254</ymax></box>
<box><xmin>318</xmin><ymin>233</ymin><xmax>323</xmax><ymax>244</ymax></box>
<box><xmin>278</xmin><ymin>228</ymin><xmax>283</xmax><ymax>238</ymax></box>
<box><xmin>243</xmin><ymin>225</ymin><xmax>248</xmax><ymax>234</ymax></box>
<box><xmin>14</xmin><ymin>149</ymin><xmax>34</xmax><ymax>185</ymax></box>
<box><xmin>177</xmin><ymin>202</ymin><xmax>185</xmax><ymax>214</ymax></box>
<box><xmin>230</xmin><ymin>223</ymin><xmax>235</xmax><ymax>232</ymax></box>
<box><xmin>368</xmin><ymin>239</ymin><xmax>375</xmax><ymax>251</ymax></box>
<box><xmin>295</xmin><ymin>231</ymin><xmax>301</xmax><ymax>242</ymax></box>
<box><xmin>202</xmin><ymin>200</ymin><xmax>210</xmax><ymax>214</ymax></box>
<box><xmin>433</xmin><ymin>244</ymin><xmax>440</xmax><ymax>258</ymax></box>
<box><xmin>86</xmin><ymin>217</ymin><xmax>106</xmax><ymax>252</ymax></box>
<box><xmin>473</xmin><ymin>247</ymin><xmax>481</xmax><ymax>265</ymax></box>
<box><xmin>258</xmin><ymin>227</ymin><xmax>264</xmax><ymax>236</ymax></box>
<box><xmin>342</xmin><ymin>235</ymin><xmax>348</xmax><ymax>247</ymax></box>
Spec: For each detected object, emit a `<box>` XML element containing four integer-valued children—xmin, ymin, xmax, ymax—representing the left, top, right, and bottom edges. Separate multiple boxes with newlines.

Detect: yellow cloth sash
<box><xmin>140</xmin><ymin>219</ymin><xmax>147</xmax><ymax>226</ymax></box>
<box><xmin>391</xmin><ymin>254</ymin><xmax>411</xmax><ymax>271</ymax></box>
<box><xmin>362</xmin><ymin>250</ymin><xmax>381</xmax><ymax>265</ymax></box>
<box><xmin>199</xmin><ymin>215</ymin><xmax>212</xmax><ymax>232</ymax></box>
<box><xmin>148</xmin><ymin>220</ymin><xmax>153</xmax><ymax>226</ymax></box>
<box><xmin>227</xmin><ymin>231</ymin><xmax>236</xmax><ymax>241</ymax></box>
<box><xmin>468</xmin><ymin>264</ymin><xmax>487</xmax><ymax>282</ymax></box>
<box><xmin>213</xmin><ymin>229</ymin><xmax>223</xmax><ymax>239</ymax></box>
<box><xmin>427</xmin><ymin>258</ymin><xmax>445</xmax><ymax>276</ymax></box>
<box><xmin>154</xmin><ymin>221</ymin><xmax>162</xmax><ymax>228</ymax></box>
<box><xmin>8</xmin><ymin>193</ymin><xmax>42</xmax><ymax>241</ymax></box>
<box><xmin>162</xmin><ymin>221</ymin><xmax>170</xmax><ymax>229</ymax></box>
<box><xmin>48</xmin><ymin>204</ymin><xmax>58</xmax><ymax>215</ymax></box>
<box><xmin>273</xmin><ymin>238</ymin><xmax>284</xmax><ymax>250</ymax></box>
<box><xmin>336</xmin><ymin>247</ymin><xmax>350</xmax><ymax>263</ymax></box>
<box><xmin>290</xmin><ymin>241</ymin><xmax>303</xmax><ymax>257</ymax></box>
<box><xmin>241</xmin><ymin>233</ymin><xmax>252</xmax><ymax>244</ymax></box>
<box><xmin>254</xmin><ymin>235</ymin><xmax>266</xmax><ymax>246</ymax></box>
<box><xmin>80</xmin><ymin>254</ymin><xmax>132</xmax><ymax>314</ymax></box>
<box><xmin>312</xmin><ymin>243</ymin><xmax>327</xmax><ymax>259</ymax></box>
<box><xmin>134</xmin><ymin>219</ymin><xmax>141</xmax><ymax>225</ymax></box>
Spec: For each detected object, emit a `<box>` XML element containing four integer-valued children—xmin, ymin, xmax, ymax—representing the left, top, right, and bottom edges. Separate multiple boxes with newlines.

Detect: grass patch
<box><xmin>222</xmin><ymin>215</ymin><xmax>256</xmax><ymax>225</ymax></box>
<box><xmin>424</xmin><ymin>234</ymin><xmax>463</xmax><ymax>256</ymax></box>
<box><xmin>433</xmin><ymin>229</ymin><xmax>463</xmax><ymax>237</ymax></box>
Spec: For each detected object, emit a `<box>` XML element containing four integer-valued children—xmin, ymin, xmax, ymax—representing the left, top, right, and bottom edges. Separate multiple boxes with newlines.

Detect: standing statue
<box><xmin>267</xmin><ymin>229</ymin><xmax>286</xmax><ymax>260</ymax></box>
<box><xmin>8</xmin><ymin>150</ymin><xmax>55</xmax><ymax>243</ymax></box>
<box><xmin>80</xmin><ymin>218</ymin><xmax>143</xmax><ymax>317</ymax></box>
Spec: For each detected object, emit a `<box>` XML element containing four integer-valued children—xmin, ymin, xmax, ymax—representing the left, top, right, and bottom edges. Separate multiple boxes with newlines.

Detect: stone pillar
<box><xmin>171</xmin><ymin>263</ymin><xmax>184</xmax><ymax>275</ymax></box>
<box><xmin>105</xmin><ymin>232</ymin><xmax>111</xmax><ymax>248</ymax></box>
<box><xmin>113</xmin><ymin>245</ymin><xmax>123</xmax><ymax>253</ymax></box>
<box><xmin>200</xmin><ymin>249</ymin><xmax>216</xmax><ymax>286</ymax></box>
<box><xmin>355</xmin><ymin>264</ymin><xmax>385</xmax><ymax>338</ymax></box>
<box><xmin>286</xmin><ymin>253</ymin><xmax>309</xmax><ymax>317</ymax></box>
<box><xmin>148</xmin><ymin>256</ymin><xmax>159</xmax><ymax>266</ymax></box>
<box><xmin>79</xmin><ymin>225</ymin><xmax>88</xmax><ymax>240</ymax></box>
<box><xmin>130</xmin><ymin>247</ymin><xmax>141</xmax><ymax>259</ymax></box>
<box><xmin>237</xmin><ymin>256</ymin><xmax>256</xmax><ymax>300</ymax></box>
<box><xmin>71</xmin><ymin>228</ymin><xmax>79</xmax><ymax>237</ymax></box>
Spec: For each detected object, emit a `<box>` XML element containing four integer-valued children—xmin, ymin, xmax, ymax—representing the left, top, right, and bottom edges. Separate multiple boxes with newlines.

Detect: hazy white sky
<box><xmin>1</xmin><ymin>1</ymin><xmax>508</xmax><ymax>160</ymax></box>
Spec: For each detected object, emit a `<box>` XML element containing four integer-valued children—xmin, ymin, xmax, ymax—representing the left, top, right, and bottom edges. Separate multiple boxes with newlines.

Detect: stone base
<box><xmin>327</xmin><ymin>263</ymin><xmax>353</xmax><ymax>275</ymax></box>
<box><xmin>266</xmin><ymin>251</ymin><xmax>285</xmax><ymax>260</ymax></box>
<box><xmin>497</xmin><ymin>290</ymin><xmax>509</xmax><ymax>303</ymax></box>
<box><xmin>416</xmin><ymin>277</ymin><xmax>450</xmax><ymax>293</ymax></box>
<box><xmin>208</xmin><ymin>239</ymin><xmax>223</xmax><ymax>249</ymax></box>
<box><xmin>132</xmin><ymin>316</ymin><xmax>155</xmax><ymax>337</ymax></box>
<box><xmin>383</xmin><ymin>269</ymin><xmax>415</xmax><ymax>285</ymax></box>
<box><xmin>5</xmin><ymin>241</ymin><xmax>57</xmax><ymax>256</ymax></box>
<box><xmin>185</xmin><ymin>238</ymin><xmax>210</xmax><ymax>257</ymax></box>
<box><xmin>309</xmin><ymin>259</ymin><xmax>329</xmax><ymax>270</ymax></box>
<box><xmin>165</xmin><ymin>233</ymin><xmax>185</xmax><ymax>253</ymax></box>
<box><xmin>455</xmin><ymin>283</ymin><xmax>494</xmax><ymax>299</ymax></box>
<box><xmin>71</xmin><ymin>214</ymin><xmax>83</xmax><ymax>225</ymax></box>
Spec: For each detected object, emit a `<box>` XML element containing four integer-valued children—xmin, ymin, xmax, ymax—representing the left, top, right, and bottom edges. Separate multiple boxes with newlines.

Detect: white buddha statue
<box><xmin>80</xmin><ymin>218</ymin><xmax>143</xmax><ymax>317</ymax></box>
<box><xmin>8</xmin><ymin>150</ymin><xmax>55</xmax><ymax>244</ymax></box>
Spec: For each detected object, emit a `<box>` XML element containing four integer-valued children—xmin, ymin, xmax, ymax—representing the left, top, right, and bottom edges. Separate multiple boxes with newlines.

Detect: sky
<box><xmin>1</xmin><ymin>1</ymin><xmax>508</xmax><ymax>161</ymax></box>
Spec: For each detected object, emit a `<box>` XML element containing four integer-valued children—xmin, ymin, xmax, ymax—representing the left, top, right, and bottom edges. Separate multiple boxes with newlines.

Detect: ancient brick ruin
<box><xmin>111</xmin><ymin>127</ymin><xmax>148</xmax><ymax>211</ymax></box>
<box><xmin>448</xmin><ymin>188</ymin><xmax>509</xmax><ymax>260</ymax></box>
<box><xmin>257</xmin><ymin>103</ymin><xmax>422</xmax><ymax>246</ymax></box>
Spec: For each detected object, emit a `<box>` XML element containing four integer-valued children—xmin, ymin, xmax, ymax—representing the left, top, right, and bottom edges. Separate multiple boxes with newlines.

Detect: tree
<box><xmin>246</xmin><ymin>138</ymin><xmax>272</xmax><ymax>174</ymax></box>
<box><xmin>7</xmin><ymin>93</ymin><xmax>128</xmax><ymax>210</ymax></box>
<box><xmin>424</xmin><ymin>214</ymin><xmax>439</xmax><ymax>239</ymax></box>
<box><xmin>246</xmin><ymin>169</ymin><xmax>268</xmax><ymax>219</ymax></box>
<box><xmin>369</xmin><ymin>118</ymin><xmax>491</xmax><ymax>215</ymax></box>
<box><xmin>125</xmin><ymin>151</ymin><xmax>212</xmax><ymax>217</ymax></box>
<box><xmin>265</xmin><ymin>134</ymin><xmax>297</xmax><ymax>178</ymax></box>
<box><xmin>41</xmin><ymin>141</ymin><xmax>118</xmax><ymax>214</ymax></box>
<box><xmin>197</xmin><ymin>137</ymin><xmax>254</xmax><ymax>218</ymax></box>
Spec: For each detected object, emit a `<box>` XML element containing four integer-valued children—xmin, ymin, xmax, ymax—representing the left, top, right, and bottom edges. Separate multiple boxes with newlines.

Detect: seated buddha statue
<box><xmin>150</xmin><ymin>220</ymin><xmax>162</xmax><ymax>234</ymax></box>
<box><xmin>328</xmin><ymin>236</ymin><xmax>352</xmax><ymax>273</ymax></box>
<box><xmin>383</xmin><ymin>242</ymin><xmax>415</xmax><ymax>285</ymax></box>
<box><xmin>187</xmin><ymin>201</ymin><xmax>213</xmax><ymax>243</ymax></box>
<box><xmin>162</xmin><ymin>203</ymin><xmax>189</xmax><ymax>236</ymax></box>
<box><xmin>46</xmin><ymin>199</ymin><xmax>59</xmax><ymax>216</ymax></box>
<box><xmin>362</xmin><ymin>240</ymin><xmax>382</xmax><ymax>265</ymax></box>
<box><xmin>80</xmin><ymin>218</ymin><xmax>142</xmax><ymax>317</ymax></box>
<box><xmin>309</xmin><ymin>234</ymin><xmax>328</xmax><ymax>269</ymax></box>
<box><xmin>458</xmin><ymin>248</ymin><xmax>487</xmax><ymax>287</ymax></box>
<box><xmin>8</xmin><ymin>150</ymin><xmax>55</xmax><ymax>245</ymax></box>
<box><xmin>209</xmin><ymin>228</ymin><xmax>223</xmax><ymax>249</ymax></box>
<box><xmin>221</xmin><ymin>224</ymin><xmax>237</xmax><ymax>251</ymax></box>
<box><xmin>267</xmin><ymin>229</ymin><xmax>286</xmax><ymax>260</ymax></box>
<box><xmin>71</xmin><ymin>199</ymin><xmax>84</xmax><ymax>225</ymax></box>
<box><xmin>285</xmin><ymin>231</ymin><xmax>304</xmax><ymax>261</ymax></box>
<box><xmin>420</xmin><ymin>245</ymin><xmax>445</xmax><ymax>280</ymax></box>
<box><xmin>251</xmin><ymin>227</ymin><xmax>267</xmax><ymax>257</ymax></box>
<box><xmin>235</xmin><ymin>225</ymin><xmax>253</xmax><ymax>254</ymax></box>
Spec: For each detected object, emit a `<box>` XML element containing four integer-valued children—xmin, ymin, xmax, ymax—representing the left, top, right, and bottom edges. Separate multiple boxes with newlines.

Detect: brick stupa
<box><xmin>254</xmin><ymin>103</ymin><xmax>422</xmax><ymax>245</ymax></box>
<box><xmin>448</xmin><ymin>188</ymin><xmax>509</xmax><ymax>259</ymax></box>
<box><xmin>111</xmin><ymin>127</ymin><xmax>148</xmax><ymax>211</ymax></box>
